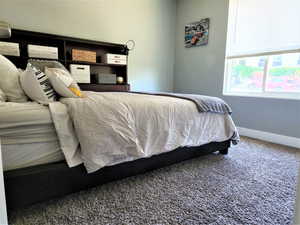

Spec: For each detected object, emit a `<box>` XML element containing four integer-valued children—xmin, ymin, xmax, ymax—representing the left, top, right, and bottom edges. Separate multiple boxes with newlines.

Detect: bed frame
<box><xmin>2</xmin><ymin>29</ymin><xmax>231</xmax><ymax>209</ymax></box>
<box><xmin>4</xmin><ymin>141</ymin><xmax>230</xmax><ymax>209</ymax></box>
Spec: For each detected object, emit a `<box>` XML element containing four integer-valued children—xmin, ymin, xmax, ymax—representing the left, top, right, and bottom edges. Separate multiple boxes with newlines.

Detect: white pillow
<box><xmin>45</xmin><ymin>67</ymin><xmax>83</xmax><ymax>98</ymax></box>
<box><xmin>20</xmin><ymin>63</ymin><xmax>57</xmax><ymax>104</ymax></box>
<box><xmin>0</xmin><ymin>54</ymin><xmax>28</xmax><ymax>102</ymax></box>
<box><xmin>0</xmin><ymin>88</ymin><xmax>7</xmax><ymax>102</ymax></box>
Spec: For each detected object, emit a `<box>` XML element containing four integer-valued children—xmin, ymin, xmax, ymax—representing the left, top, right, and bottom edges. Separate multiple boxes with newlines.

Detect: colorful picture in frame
<box><xmin>185</xmin><ymin>18</ymin><xmax>209</xmax><ymax>48</ymax></box>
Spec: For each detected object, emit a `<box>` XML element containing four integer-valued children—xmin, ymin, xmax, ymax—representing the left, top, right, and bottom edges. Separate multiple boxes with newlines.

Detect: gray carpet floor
<box><xmin>9</xmin><ymin>137</ymin><xmax>300</xmax><ymax>225</ymax></box>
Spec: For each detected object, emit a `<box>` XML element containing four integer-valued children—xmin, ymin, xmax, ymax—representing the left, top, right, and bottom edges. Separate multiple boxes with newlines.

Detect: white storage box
<box><xmin>28</xmin><ymin>44</ymin><xmax>58</xmax><ymax>59</ymax></box>
<box><xmin>0</xmin><ymin>41</ymin><xmax>20</xmax><ymax>56</ymax></box>
<box><xmin>70</xmin><ymin>64</ymin><xmax>90</xmax><ymax>83</ymax></box>
<box><xmin>105</xmin><ymin>54</ymin><xmax>127</xmax><ymax>65</ymax></box>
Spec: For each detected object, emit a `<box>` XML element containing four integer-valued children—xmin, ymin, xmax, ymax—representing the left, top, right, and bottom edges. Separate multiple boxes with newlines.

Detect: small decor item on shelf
<box><xmin>72</xmin><ymin>49</ymin><xmax>96</xmax><ymax>63</ymax></box>
<box><xmin>117</xmin><ymin>76</ymin><xmax>124</xmax><ymax>84</ymax></box>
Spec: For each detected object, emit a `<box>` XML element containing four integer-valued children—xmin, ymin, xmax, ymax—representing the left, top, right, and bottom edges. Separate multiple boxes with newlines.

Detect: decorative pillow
<box><xmin>0</xmin><ymin>54</ymin><xmax>28</xmax><ymax>102</ymax></box>
<box><xmin>45</xmin><ymin>67</ymin><xmax>83</xmax><ymax>98</ymax></box>
<box><xmin>20</xmin><ymin>63</ymin><xmax>57</xmax><ymax>104</ymax></box>
<box><xmin>0</xmin><ymin>88</ymin><xmax>7</xmax><ymax>102</ymax></box>
<box><xmin>28</xmin><ymin>59</ymin><xmax>68</xmax><ymax>72</ymax></box>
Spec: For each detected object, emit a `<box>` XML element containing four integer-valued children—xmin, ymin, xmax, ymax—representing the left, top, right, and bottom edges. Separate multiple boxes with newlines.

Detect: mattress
<box><xmin>0</xmin><ymin>102</ymin><xmax>57</xmax><ymax>144</ymax></box>
<box><xmin>0</xmin><ymin>102</ymin><xmax>65</xmax><ymax>171</ymax></box>
<box><xmin>2</xmin><ymin>141</ymin><xmax>64</xmax><ymax>171</ymax></box>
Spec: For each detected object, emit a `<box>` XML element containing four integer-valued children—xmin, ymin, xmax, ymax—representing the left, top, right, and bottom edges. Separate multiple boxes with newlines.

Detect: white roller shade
<box><xmin>226</xmin><ymin>0</ymin><xmax>300</xmax><ymax>57</ymax></box>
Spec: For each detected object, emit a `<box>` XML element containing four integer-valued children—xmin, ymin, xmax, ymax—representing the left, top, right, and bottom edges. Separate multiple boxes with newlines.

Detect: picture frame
<box><xmin>185</xmin><ymin>18</ymin><xmax>209</xmax><ymax>48</ymax></box>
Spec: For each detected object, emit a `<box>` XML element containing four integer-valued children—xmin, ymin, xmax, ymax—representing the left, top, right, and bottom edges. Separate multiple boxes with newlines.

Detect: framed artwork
<box><xmin>185</xmin><ymin>18</ymin><xmax>209</xmax><ymax>48</ymax></box>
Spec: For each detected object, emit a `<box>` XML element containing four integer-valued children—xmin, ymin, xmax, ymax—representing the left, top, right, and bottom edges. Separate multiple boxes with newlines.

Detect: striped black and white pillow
<box><xmin>20</xmin><ymin>63</ymin><xmax>57</xmax><ymax>104</ymax></box>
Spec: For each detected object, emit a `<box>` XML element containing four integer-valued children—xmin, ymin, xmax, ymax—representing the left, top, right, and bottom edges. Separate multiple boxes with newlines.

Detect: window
<box><xmin>226</xmin><ymin>53</ymin><xmax>300</xmax><ymax>97</ymax></box>
<box><xmin>227</xmin><ymin>56</ymin><xmax>265</xmax><ymax>93</ymax></box>
<box><xmin>224</xmin><ymin>0</ymin><xmax>300</xmax><ymax>100</ymax></box>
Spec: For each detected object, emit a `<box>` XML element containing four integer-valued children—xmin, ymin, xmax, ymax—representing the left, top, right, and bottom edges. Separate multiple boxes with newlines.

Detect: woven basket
<box><xmin>72</xmin><ymin>49</ymin><xmax>96</xmax><ymax>63</ymax></box>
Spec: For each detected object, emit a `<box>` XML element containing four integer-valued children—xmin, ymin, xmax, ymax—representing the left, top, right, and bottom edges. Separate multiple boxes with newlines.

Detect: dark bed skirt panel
<box><xmin>4</xmin><ymin>140</ymin><xmax>230</xmax><ymax>209</ymax></box>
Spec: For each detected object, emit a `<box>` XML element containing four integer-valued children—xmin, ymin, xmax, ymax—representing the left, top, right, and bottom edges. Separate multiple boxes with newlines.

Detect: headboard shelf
<box><xmin>1</xmin><ymin>29</ymin><xmax>130</xmax><ymax>91</ymax></box>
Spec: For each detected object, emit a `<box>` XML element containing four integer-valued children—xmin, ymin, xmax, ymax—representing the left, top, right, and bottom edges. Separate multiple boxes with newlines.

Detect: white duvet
<box><xmin>50</xmin><ymin>92</ymin><xmax>238</xmax><ymax>173</ymax></box>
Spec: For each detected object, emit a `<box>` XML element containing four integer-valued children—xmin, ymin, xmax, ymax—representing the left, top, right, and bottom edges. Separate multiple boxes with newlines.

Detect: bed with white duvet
<box><xmin>49</xmin><ymin>91</ymin><xmax>238</xmax><ymax>173</ymax></box>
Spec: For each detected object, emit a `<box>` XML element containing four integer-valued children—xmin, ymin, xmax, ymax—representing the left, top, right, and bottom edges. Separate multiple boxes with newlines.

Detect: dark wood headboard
<box><xmin>1</xmin><ymin>29</ymin><xmax>130</xmax><ymax>91</ymax></box>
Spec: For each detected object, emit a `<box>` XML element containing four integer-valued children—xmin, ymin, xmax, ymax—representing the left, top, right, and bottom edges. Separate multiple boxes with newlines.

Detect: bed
<box><xmin>1</xmin><ymin>29</ymin><xmax>238</xmax><ymax>209</ymax></box>
<box><xmin>3</xmin><ymin>91</ymin><xmax>237</xmax><ymax>209</ymax></box>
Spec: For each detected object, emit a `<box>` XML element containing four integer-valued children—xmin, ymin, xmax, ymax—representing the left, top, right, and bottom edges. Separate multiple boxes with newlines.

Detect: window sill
<box><xmin>223</xmin><ymin>92</ymin><xmax>300</xmax><ymax>101</ymax></box>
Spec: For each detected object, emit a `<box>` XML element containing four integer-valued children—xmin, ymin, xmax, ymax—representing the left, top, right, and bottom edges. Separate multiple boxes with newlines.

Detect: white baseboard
<box><xmin>237</xmin><ymin>127</ymin><xmax>300</xmax><ymax>149</ymax></box>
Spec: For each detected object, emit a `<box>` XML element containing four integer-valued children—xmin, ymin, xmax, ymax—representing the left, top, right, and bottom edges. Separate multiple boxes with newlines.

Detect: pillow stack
<box><xmin>27</xmin><ymin>59</ymin><xmax>83</xmax><ymax>98</ymax></box>
<box><xmin>0</xmin><ymin>56</ymin><xmax>83</xmax><ymax>104</ymax></box>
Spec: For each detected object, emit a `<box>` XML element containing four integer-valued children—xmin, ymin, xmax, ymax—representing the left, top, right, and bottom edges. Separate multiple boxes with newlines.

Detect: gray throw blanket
<box><xmin>132</xmin><ymin>92</ymin><xmax>232</xmax><ymax>115</ymax></box>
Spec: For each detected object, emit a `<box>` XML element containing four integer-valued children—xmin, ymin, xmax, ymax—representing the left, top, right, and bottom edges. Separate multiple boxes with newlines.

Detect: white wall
<box><xmin>0</xmin><ymin>0</ymin><xmax>176</xmax><ymax>92</ymax></box>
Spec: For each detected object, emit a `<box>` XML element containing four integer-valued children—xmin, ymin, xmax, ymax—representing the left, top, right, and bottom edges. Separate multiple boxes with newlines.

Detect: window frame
<box><xmin>223</xmin><ymin>49</ymin><xmax>300</xmax><ymax>100</ymax></box>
